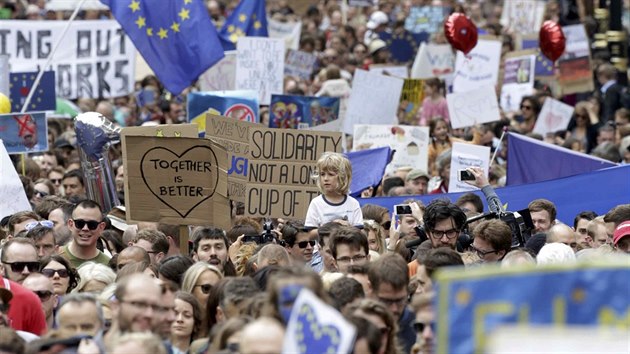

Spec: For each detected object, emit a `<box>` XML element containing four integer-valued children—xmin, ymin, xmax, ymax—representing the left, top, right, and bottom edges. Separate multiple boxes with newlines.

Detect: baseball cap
<box><xmin>53</xmin><ymin>138</ymin><xmax>74</xmax><ymax>149</ymax></box>
<box><xmin>613</xmin><ymin>221</ymin><xmax>630</xmax><ymax>245</ymax></box>
<box><xmin>367</xmin><ymin>11</ymin><xmax>388</xmax><ymax>30</ymax></box>
<box><xmin>368</xmin><ymin>39</ymin><xmax>387</xmax><ymax>55</ymax></box>
<box><xmin>0</xmin><ymin>287</ymin><xmax>13</xmax><ymax>305</ymax></box>
<box><xmin>406</xmin><ymin>169</ymin><xmax>430</xmax><ymax>181</ymax></box>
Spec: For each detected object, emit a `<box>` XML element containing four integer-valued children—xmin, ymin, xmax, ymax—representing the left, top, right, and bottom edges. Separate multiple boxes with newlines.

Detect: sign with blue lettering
<box><xmin>435</xmin><ymin>262</ymin><xmax>630</xmax><ymax>354</ymax></box>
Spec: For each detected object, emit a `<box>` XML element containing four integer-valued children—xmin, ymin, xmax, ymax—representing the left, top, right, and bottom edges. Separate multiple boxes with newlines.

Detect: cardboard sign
<box><xmin>448</xmin><ymin>142</ymin><xmax>490</xmax><ymax>193</ymax></box>
<box><xmin>236</xmin><ymin>37</ymin><xmax>285</xmax><ymax>105</ymax></box>
<box><xmin>532</xmin><ymin>98</ymin><xmax>575</xmax><ymax>136</ymax></box>
<box><xmin>557</xmin><ymin>25</ymin><xmax>594</xmax><ymax>95</ymax></box>
<box><xmin>268</xmin><ymin>19</ymin><xmax>302</xmax><ymax>51</ymax></box>
<box><xmin>411</xmin><ymin>43</ymin><xmax>455</xmax><ymax>79</ymax></box>
<box><xmin>343</xmin><ymin>69</ymin><xmax>404</xmax><ymax>135</ymax></box>
<box><xmin>198</xmin><ymin>51</ymin><xmax>237</xmax><ymax>92</ymax></box>
<box><xmin>205</xmin><ymin>114</ymin><xmax>257</xmax><ymax>203</ymax></box>
<box><xmin>369</xmin><ymin>64</ymin><xmax>409</xmax><ymax>78</ymax></box>
<box><xmin>452</xmin><ymin>40</ymin><xmax>502</xmax><ymax>93</ymax></box>
<box><xmin>0</xmin><ymin>139</ymin><xmax>31</xmax><ymax>219</ymax></box>
<box><xmin>269</xmin><ymin>94</ymin><xmax>339</xmax><ymax>129</ymax></box>
<box><xmin>446</xmin><ymin>85</ymin><xmax>501</xmax><ymax>129</ymax></box>
<box><xmin>0</xmin><ymin>112</ymin><xmax>48</xmax><ymax>153</ymax></box>
<box><xmin>353</xmin><ymin>124</ymin><xmax>430</xmax><ymax>175</ymax></box>
<box><xmin>285</xmin><ymin>49</ymin><xmax>318</xmax><ymax>81</ymax></box>
<box><xmin>122</xmin><ymin>136</ymin><xmax>230</xmax><ymax>227</ymax></box>
<box><xmin>500</xmin><ymin>54</ymin><xmax>535</xmax><ymax>112</ymax></box>
<box><xmin>246</xmin><ymin>127</ymin><xmax>342</xmax><ymax>218</ymax></box>
<box><xmin>500</xmin><ymin>0</ymin><xmax>546</xmax><ymax>35</ymax></box>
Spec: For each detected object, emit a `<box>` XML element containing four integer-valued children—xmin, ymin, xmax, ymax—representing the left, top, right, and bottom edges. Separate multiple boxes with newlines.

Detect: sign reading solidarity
<box><xmin>122</xmin><ymin>135</ymin><xmax>230</xmax><ymax>227</ymax></box>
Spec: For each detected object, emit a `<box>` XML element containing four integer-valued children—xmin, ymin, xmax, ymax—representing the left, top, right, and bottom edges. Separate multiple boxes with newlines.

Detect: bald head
<box><xmin>547</xmin><ymin>224</ymin><xmax>577</xmax><ymax>250</ymax></box>
<box><xmin>117</xmin><ymin>246</ymin><xmax>150</xmax><ymax>270</ymax></box>
<box><xmin>240</xmin><ymin>317</ymin><xmax>284</xmax><ymax>354</ymax></box>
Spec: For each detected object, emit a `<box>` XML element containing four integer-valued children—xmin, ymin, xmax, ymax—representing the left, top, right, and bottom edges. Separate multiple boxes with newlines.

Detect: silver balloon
<box><xmin>74</xmin><ymin>112</ymin><xmax>121</xmax><ymax>212</ymax></box>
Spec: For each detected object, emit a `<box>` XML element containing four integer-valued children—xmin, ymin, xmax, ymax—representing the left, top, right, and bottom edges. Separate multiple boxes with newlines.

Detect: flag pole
<box><xmin>19</xmin><ymin>0</ymin><xmax>87</xmax><ymax>175</ymax></box>
<box><xmin>490</xmin><ymin>126</ymin><xmax>508</xmax><ymax>167</ymax></box>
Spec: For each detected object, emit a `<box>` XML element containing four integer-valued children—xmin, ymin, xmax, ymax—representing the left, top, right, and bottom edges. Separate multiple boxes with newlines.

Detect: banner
<box><xmin>452</xmin><ymin>40</ymin><xmax>502</xmax><ymax>93</ymax></box>
<box><xmin>532</xmin><ymin>98</ymin><xmax>575</xmax><ymax>136</ymax></box>
<box><xmin>0</xmin><ymin>139</ymin><xmax>31</xmax><ymax>219</ymax></box>
<box><xmin>198</xmin><ymin>51</ymin><xmax>237</xmax><ymax>92</ymax></box>
<box><xmin>435</xmin><ymin>262</ymin><xmax>630</xmax><ymax>354</ymax></box>
<box><xmin>9</xmin><ymin>71</ymin><xmax>56</xmax><ymax>112</ymax></box>
<box><xmin>270</xmin><ymin>95</ymin><xmax>339</xmax><ymax>129</ymax></box>
<box><xmin>447</xmin><ymin>85</ymin><xmax>501</xmax><ymax>129</ymax></box>
<box><xmin>236</xmin><ymin>37</ymin><xmax>285</xmax><ymax>105</ymax></box>
<box><xmin>353</xmin><ymin>124</ymin><xmax>430</xmax><ymax>175</ymax></box>
<box><xmin>268</xmin><ymin>19</ymin><xmax>302</xmax><ymax>51</ymax></box>
<box><xmin>246</xmin><ymin>127</ymin><xmax>342</xmax><ymax>218</ymax></box>
<box><xmin>500</xmin><ymin>54</ymin><xmax>535</xmax><ymax>112</ymax></box>
<box><xmin>404</xmin><ymin>6</ymin><xmax>449</xmax><ymax>35</ymax></box>
<box><xmin>347</xmin><ymin>147</ymin><xmax>392</xmax><ymax>197</ymax></box>
<box><xmin>557</xmin><ymin>25</ymin><xmax>594</xmax><ymax>95</ymax></box>
<box><xmin>285</xmin><ymin>49</ymin><xmax>318</xmax><ymax>81</ymax></box>
<box><xmin>187</xmin><ymin>91</ymin><xmax>259</xmax><ymax>133</ymax></box>
<box><xmin>0</xmin><ymin>112</ymin><xmax>48</xmax><ymax>153</ymax></box>
<box><xmin>500</xmin><ymin>0</ymin><xmax>546</xmax><ymax>35</ymax></box>
<box><xmin>448</xmin><ymin>142</ymin><xmax>490</xmax><ymax>193</ymax></box>
<box><xmin>411</xmin><ymin>43</ymin><xmax>455</xmax><ymax>79</ymax></box>
<box><xmin>0</xmin><ymin>20</ymin><xmax>135</xmax><ymax>99</ymax></box>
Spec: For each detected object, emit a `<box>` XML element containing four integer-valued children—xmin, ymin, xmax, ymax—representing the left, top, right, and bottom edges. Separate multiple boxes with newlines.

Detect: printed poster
<box><xmin>0</xmin><ymin>112</ymin><xmax>48</xmax><ymax>153</ymax></box>
<box><xmin>270</xmin><ymin>95</ymin><xmax>340</xmax><ymax>129</ymax></box>
<box><xmin>557</xmin><ymin>25</ymin><xmax>594</xmax><ymax>95</ymax></box>
<box><xmin>500</xmin><ymin>54</ymin><xmax>535</xmax><ymax>112</ymax></box>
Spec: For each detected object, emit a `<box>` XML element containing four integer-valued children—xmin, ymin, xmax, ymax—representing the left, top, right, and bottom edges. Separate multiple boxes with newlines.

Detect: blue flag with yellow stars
<box><xmin>219</xmin><ymin>0</ymin><xmax>268</xmax><ymax>51</ymax></box>
<box><xmin>100</xmin><ymin>0</ymin><xmax>225</xmax><ymax>95</ymax></box>
<box><xmin>9</xmin><ymin>71</ymin><xmax>56</xmax><ymax>112</ymax></box>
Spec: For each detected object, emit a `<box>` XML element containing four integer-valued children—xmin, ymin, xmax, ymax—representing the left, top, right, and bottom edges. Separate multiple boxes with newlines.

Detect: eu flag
<box><xmin>100</xmin><ymin>0</ymin><xmax>224</xmax><ymax>95</ymax></box>
<box><xmin>219</xmin><ymin>0</ymin><xmax>268</xmax><ymax>51</ymax></box>
<box><xmin>9</xmin><ymin>71</ymin><xmax>56</xmax><ymax>112</ymax></box>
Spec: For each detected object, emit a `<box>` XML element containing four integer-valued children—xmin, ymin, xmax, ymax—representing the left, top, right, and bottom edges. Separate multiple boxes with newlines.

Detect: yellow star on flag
<box><xmin>254</xmin><ymin>21</ymin><xmax>261</xmax><ymax>30</ymax></box>
<box><xmin>456</xmin><ymin>289</ymin><xmax>471</xmax><ymax>306</ymax></box>
<box><xmin>158</xmin><ymin>28</ymin><xmax>168</xmax><ymax>39</ymax></box>
<box><xmin>228</xmin><ymin>25</ymin><xmax>235</xmax><ymax>33</ymax></box>
<box><xmin>135</xmin><ymin>16</ymin><xmax>146</xmax><ymax>28</ymax></box>
<box><xmin>146</xmin><ymin>27</ymin><xmax>153</xmax><ymax>36</ymax></box>
<box><xmin>239</xmin><ymin>14</ymin><xmax>246</xmax><ymax>22</ymax></box>
<box><xmin>178</xmin><ymin>8</ymin><xmax>190</xmax><ymax>21</ymax></box>
<box><xmin>184</xmin><ymin>0</ymin><xmax>192</xmax><ymax>3</ymax></box>
<box><xmin>129</xmin><ymin>0</ymin><xmax>140</xmax><ymax>13</ymax></box>
<box><xmin>170</xmin><ymin>22</ymin><xmax>180</xmax><ymax>33</ymax></box>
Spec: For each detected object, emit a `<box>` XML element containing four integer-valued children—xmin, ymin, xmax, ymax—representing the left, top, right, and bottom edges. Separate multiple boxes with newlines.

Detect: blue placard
<box><xmin>9</xmin><ymin>71</ymin><xmax>56</xmax><ymax>112</ymax></box>
<box><xmin>0</xmin><ymin>112</ymin><xmax>48</xmax><ymax>153</ymax></box>
<box><xmin>269</xmin><ymin>95</ymin><xmax>339</xmax><ymax>129</ymax></box>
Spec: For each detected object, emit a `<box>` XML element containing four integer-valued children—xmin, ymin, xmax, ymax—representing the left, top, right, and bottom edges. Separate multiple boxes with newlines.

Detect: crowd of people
<box><xmin>1</xmin><ymin>0</ymin><xmax>630</xmax><ymax>353</ymax></box>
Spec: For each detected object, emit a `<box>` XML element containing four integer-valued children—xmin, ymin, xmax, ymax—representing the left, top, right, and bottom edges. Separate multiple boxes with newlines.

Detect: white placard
<box><xmin>268</xmin><ymin>18</ymin><xmax>302</xmax><ymax>51</ymax></box>
<box><xmin>285</xmin><ymin>49</ymin><xmax>318</xmax><ymax>81</ymax></box>
<box><xmin>236</xmin><ymin>37</ymin><xmax>285</xmax><ymax>105</ymax></box>
<box><xmin>369</xmin><ymin>65</ymin><xmax>409</xmax><ymax>78</ymax></box>
<box><xmin>446</xmin><ymin>85</ymin><xmax>501</xmax><ymax>129</ymax></box>
<box><xmin>47</xmin><ymin>0</ymin><xmax>108</xmax><ymax>11</ymax></box>
<box><xmin>500</xmin><ymin>0</ymin><xmax>546</xmax><ymax>35</ymax></box>
<box><xmin>0</xmin><ymin>139</ymin><xmax>32</xmax><ymax>219</ymax></box>
<box><xmin>411</xmin><ymin>43</ymin><xmax>455</xmax><ymax>79</ymax></box>
<box><xmin>500</xmin><ymin>54</ymin><xmax>535</xmax><ymax>112</ymax></box>
<box><xmin>343</xmin><ymin>69</ymin><xmax>404</xmax><ymax>135</ymax></box>
<box><xmin>0</xmin><ymin>55</ymin><xmax>8</xmax><ymax>96</ymax></box>
<box><xmin>452</xmin><ymin>40</ymin><xmax>502</xmax><ymax>93</ymax></box>
<box><xmin>533</xmin><ymin>98</ymin><xmax>575</xmax><ymax>136</ymax></box>
<box><xmin>448</xmin><ymin>142</ymin><xmax>490</xmax><ymax>193</ymax></box>
<box><xmin>0</xmin><ymin>20</ymin><xmax>136</xmax><ymax>99</ymax></box>
<box><xmin>353</xmin><ymin>124</ymin><xmax>430</xmax><ymax>174</ymax></box>
<box><xmin>199</xmin><ymin>51</ymin><xmax>236</xmax><ymax>92</ymax></box>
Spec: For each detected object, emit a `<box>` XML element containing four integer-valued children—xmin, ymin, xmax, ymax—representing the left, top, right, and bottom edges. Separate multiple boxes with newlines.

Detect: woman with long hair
<box><xmin>170</xmin><ymin>291</ymin><xmax>203</xmax><ymax>353</ymax></box>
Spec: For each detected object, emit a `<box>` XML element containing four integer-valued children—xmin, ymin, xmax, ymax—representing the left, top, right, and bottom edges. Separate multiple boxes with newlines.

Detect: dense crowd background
<box><xmin>0</xmin><ymin>0</ymin><xmax>629</xmax><ymax>353</ymax></box>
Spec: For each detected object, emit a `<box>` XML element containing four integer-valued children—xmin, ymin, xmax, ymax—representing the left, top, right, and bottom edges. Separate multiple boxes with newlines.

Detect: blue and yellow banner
<box><xmin>435</xmin><ymin>262</ymin><xmax>630</xmax><ymax>354</ymax></box>
<box><xmin>9</xmin><ymin>71</ymin><xmax>56</xmax><ymax>112</ymax></box>
<box><xmin>269</xmin><ymin>94</ymin><xmax>339</xmax><ymax>129</ymax></box>
<box><xmin>187</xmin><ymin>91</ymin><xmax>259</xmax><ymax>133</ymax></box>
<box><xmin>219</xmin><ymin>0</ymin><xmax>268</xmax><ymax>51</ymax></box>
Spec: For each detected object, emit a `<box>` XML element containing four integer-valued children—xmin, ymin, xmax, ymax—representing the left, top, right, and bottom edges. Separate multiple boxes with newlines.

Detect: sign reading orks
<box><xmin>122</xmin><ymin>136</ymin><xmax>230</xmax><ymax>228</ymax></box>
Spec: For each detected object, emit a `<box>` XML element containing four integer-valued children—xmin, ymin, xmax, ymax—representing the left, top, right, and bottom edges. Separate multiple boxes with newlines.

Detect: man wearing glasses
<box><xmin>22</xmin><ymin>273</ymin><xmax>58</xmax><ymax>330</ymax></box>
<box><xmin>423</xmin><ymin>199</ymin><xmax>467</xmax><ymax>251</ymax></box>
<box><xmin>0</xmin><ymin>270</ymin><xmax>47</xmax><ymax>336</ymax></box>
<box><xmin>329</xmin><ymin>226</ymin><xmax>370</xmax><ymax>274</ymax></box>
<box><xmin>282</xmin><ymin>221</ymin><xmax>318</xmax><ymax>267</ymax></box>
<box><xmin>0</xmin><ymin>238</ymin><xmax>39</xmax><ymax>284</ymax></box>
<box><xmin>59</xmin><ymin>200</ymin><xmax>110</xmax><ymax>268</ymax></box>
<box><xmin>470</xmin><ymin>220</ymin><xmax>513</xmax><ymax>263</ymax></box>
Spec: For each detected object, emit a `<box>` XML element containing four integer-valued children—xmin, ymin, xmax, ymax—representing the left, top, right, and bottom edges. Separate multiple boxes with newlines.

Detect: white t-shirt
<box><xmin>305</xmin><ymin>195</ymin><xmax>363</xmax><ymax>227</ymax></box>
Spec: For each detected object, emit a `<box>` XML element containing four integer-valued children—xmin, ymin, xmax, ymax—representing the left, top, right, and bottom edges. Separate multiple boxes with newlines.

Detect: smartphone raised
<box><xmin>458</xmin><ymin>169</ymin><xmax>475</xmax><ymax>182</ymax></box>
<box><xmin>395</xmin><ymin>204</ymin><xmax>412</xmax><ymax>215</ymax></box>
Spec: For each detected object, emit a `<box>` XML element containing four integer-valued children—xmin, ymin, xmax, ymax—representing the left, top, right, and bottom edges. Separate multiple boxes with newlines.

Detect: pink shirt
<box><xmin>418</xmin><ymin>97</ymin><xmax>450</xmax><ymax>126</ymax></box>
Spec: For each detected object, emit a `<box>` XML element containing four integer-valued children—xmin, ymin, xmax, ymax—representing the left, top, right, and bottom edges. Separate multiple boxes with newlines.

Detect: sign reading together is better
<box><xmin>123</xmin><ymin>136</ymin><xmax>230</xmax><ymax>227</ymax></box>
<box><xmin>246</xmin><ymin>127</ymin><xmax>342</xmax><ymax>219</ymax></box>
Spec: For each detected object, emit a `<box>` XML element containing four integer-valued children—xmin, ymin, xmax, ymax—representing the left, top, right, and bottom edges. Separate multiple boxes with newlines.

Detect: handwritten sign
<box><xmin>268</xmin><ymin>19</ymin><xmax>302</xmax><ymax>51</ymax></box>
<box><xmin>285</xmin><ymin>49</ymin><xmax>318</xmax><ymax>81</ymax></box>
<box><xmin>446</xmin><ymin>85</ymin><xmax>501</xmax><ymax>129</ymax></box>
<box><xmin>198</xmin><ymin>51</ymin><xmax>236</xmax><ymax>92</ymax></box>
<box><xmin>411</xmin><ymin>43</ymin><xmax>455</xmax><ymax>79</ymax></box>
<box><xmin>557</xmin><ymin>25</ymin><xmax>594</xmax><ymax>95</ymax></box>
<box><xmin>500</xmin><ymin>0</ymin><xmax>545</xmax><ymax>35</ymax></box>
<box><xmin>122</xmin><ymin>135</ymin><xmax>229</xmax><ymax>227</ymax></box>
<box><xmin>0</xmin><ymin>112</ymin><xmax>48</xmax><ymax>154</ymax></box>
<box><xmin>448</xmin><ymin>142</ymin><xmax>490</xmax><ymax>193</ymax></box>
<box><xmin>343</xmin><ymin>69</ymin><xmax>404</xmax><ymax>135</ymax></box>
<box><xmin>236</xmin><ymin>37</ymin><xmax>285</xmax><ymax>105</ymax></box>
<box><xmin>369</xmin><ymin>64</ymin><xmax>409</xmax><ymax>78</ymax></box>
<box><xmin>500</xmin><ymin>54</ymin><xmax>535</xmax><ymax>112</ymax></box>
<box><xmin>533</xmin><ymin>98</ymin><xmax>575</xmax><ymax>136</ymax></box>
<box><xmin>0</xmin><ymin>139</ymin><xmax>31</xmax><ymax>219</ymax></box>
<box><xmin>246</xmin><ymin>127</ymin><xmax>342</xmax><ymax>219</ymax></box>
<box><xmin>452</xmin><ymin>40</ymin><xmax>502</xmax><ymax>93</ymax></box>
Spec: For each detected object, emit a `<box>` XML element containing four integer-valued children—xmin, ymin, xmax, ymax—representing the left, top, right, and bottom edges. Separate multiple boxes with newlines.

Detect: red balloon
<box><xmin>444</xmin><ymin>13</ymin><xmax>478</xmax><ymax>55</ymax></box>
<box><xmin>539</xmin><ymin>21</ymin><xmax>566</xmax><ymax>62</ymax></box>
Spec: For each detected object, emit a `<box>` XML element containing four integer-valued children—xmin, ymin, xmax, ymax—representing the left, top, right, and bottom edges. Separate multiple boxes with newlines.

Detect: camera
<box><xmin>242</xmin><ymin>221</ymin><xmax>279</xmax><ymax>245</ymax></box>
<box><xmin>463</xmin><ymin>208</ymin><xmax>534</xmax><ymax>249</ymax></box>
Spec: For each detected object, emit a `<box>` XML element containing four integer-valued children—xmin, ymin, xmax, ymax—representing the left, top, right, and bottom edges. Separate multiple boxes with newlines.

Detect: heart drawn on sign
<box><xmin>140</xmin><ymin>146</ymin><xmax>219</xmax><ymax>218</ymax></box>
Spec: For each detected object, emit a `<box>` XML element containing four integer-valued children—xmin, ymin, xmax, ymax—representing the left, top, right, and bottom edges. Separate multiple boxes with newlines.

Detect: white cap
<box><xmin>367</xmin><ymin>11</ymin><xmax>388</xmax><ymax>30</ymax></box>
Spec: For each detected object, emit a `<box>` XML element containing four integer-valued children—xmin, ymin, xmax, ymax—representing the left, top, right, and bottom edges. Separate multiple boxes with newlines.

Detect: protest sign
<box><xmin>518</xmin><ymin>36</ymin><xmax>555</xmax><ymax>77</ymax></box>
<box><xmin>0</xmin><ymin>20</ymin><xmax>135</xmax><ymax>99</ymax></box>
<box><xmin>198</xmin><ymin>51</ymin><xmax>236</xmax><ymax>92</ymax></box>
<box><xmin>446</xmin><ymin>85</ymin><xmax>501</xmax><ymax>129</ymax></box>
<box><xmin>283</xmin><ymin>288</ymin><xmax>356</xmax><ymax>354</ymax></box>
<box><xmin>500</xmin><ymin>0</ymin><xmax>546</xmax><ymax>34</ymax></box>
<box><xmin>122</xmin><ymin>135</ymin><xmax>229</xmax><ymax>227</ymax></box>
<box><xmin>284</xmin><ymin>49</ymin><xmax>318</xmax><ymax>81</ymax></box>
<box><xmin>399</xmin><ymin>79</ymin><xmax>425</xmax><ymax>125</ymax></box>
<box><xmin>188</xmin><ymin>90</ymin><xmax>259</xmax><ymax>134</ymax></box>
<box><xmin>270</xmin><ymin>95</ymin><xmax>340</xmax><ymax>129</ymax></box>
<box><xmin>532</xmin><ymin>98</ymin><xmax>575</xmax><ymax>136</ymax></box>
<box><xmin>448</xmin><ymin>142</ymin><xmax>490</xmax><ymax>193</ymax></box>
<box><xmin>452</xmin><ymin>40</ymin><xmax>502</xmax><ymax>93</ymax></box>
<box><xmin>46</xmin><ymin>0</ymin><xmax>107</xmax><ymax>10</ymax></box>
<box><xmin>268</xmin><ymin>18</ymin><xmax>301</xmax><ymax>51</ymax></box>
<box><xmin>0</xmin><ymin>55</ymin><xmax>8</xmax><ymax>96</ymax></box>
<box><xmin>0</xmin><ymin>139</ymin><xmax>31</xmax><ymax>219</ymax></box>
<box><xmin>0</xmin><ymin>112</ymin><xmax>48</xmax><ymax>153</ymax></box>
<box><xmin>343</xmin><ymin>69</ymin><xmax>404</xmax><ymax>135</ymax></box>
<box><xmin>411</xmin><ymin>43</ymin><xmax>455</xmax><ymax>79</ymax></box>
<box><xmin>246</xmin><ymin>127</ymin><xmax>342</xmax><ymax>218</ymax></box>
<box><xmin>120</xmin><ymin>124</ymin><xmax>198</xmax><ymax>139</ymax></box>
<box><xmin>369</xmin><ymin>64</ymin><xmax>409</xmax><ymax>78</ymax></box>
<box><xmin>353</xmin><ymin>124</ymin><xmax>430</xmax><ymax>175</ymax></box>
<box><xmin>205</xmin><ymin>114</ymin><xmax>257</xmax><ymax>203</ymax></box>
<box><xmin>435</xmin><ymin>261</ymin><xmax>630</xmax><ymax>354</ymax></box>
<box><xmin>236</xmin><ymin>37</ymin><xmax>285</xmax><ymax>105</ymax></box>
<box><xmin>9</xmin><ymin>71</ymin><xmax>56</xmax><ymax>112</ymax></box>
<box><xmin>404</xmin><ymin>6</ymin><xmax>449</xmax><ymax>34</ymax></box>
<box><xmin>557</xmin><ymin>25</ymin><xmax>594</xmax><ymax>95</ymax></box>
<box><xmin>500</xmin><ymin>54</ymin><xmax>535</xmax><ymax>112</ymax></box>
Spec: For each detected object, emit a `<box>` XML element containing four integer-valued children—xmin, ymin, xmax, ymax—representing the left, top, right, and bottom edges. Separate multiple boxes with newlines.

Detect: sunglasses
<box><xmin>25</xmin><ymin>220</ymin><xmax>54</xmax><ymax>232</ymax></box>
<box><xmin>381</xmin><ymin>221</ymin><xmax>392</xmax><ymax>230</ymax></box>
<box><xmin>296</xmin><ymin>240</ymin><xmax>317</xmax><ymax>249</ymax></box>
<box><xmin>41</xmin><ymin>268</ymin><xmax>69</xmax><ymax>278</ymax></box>
<box><xmin>195</xmin><ymin>284</ymin><xmax>213</xmax><ymax>294</ymax></box>
<box><xmin>34</xmin><ymin>190</ymin><xmax>49</xmax><ymax>198</ymax></box>
<box><xmin>2</xmin><ymin>261</ymin><xmax>40</xmax><ymax>273</ymax></box>
<box><xmin>34</xmin><ymin>290</ymin><xmax>53</xmax><ymax>302</ymax></box>
<box><xmin>413</xmin><ymin>321</ymin><xmax>436</xmax><ymax>333</ymax></box>
<box><xmin>72</xmin><ymin>219</ymin><xmax>102</xmax><ymax>230</ymax></box>
<box><xmin>50</xmin><ymin>178</ymin><xmax>62</xmax><ymax>184</ymax></box>
<box><xmin>0</xmin><ymin>303</ymin><xmax>8</xmax><ymax>313</ymax></box>
<box><xmin>520</xmin><ymin>104</ymin><xmax>532</xmax><ymax>110</ymax></box>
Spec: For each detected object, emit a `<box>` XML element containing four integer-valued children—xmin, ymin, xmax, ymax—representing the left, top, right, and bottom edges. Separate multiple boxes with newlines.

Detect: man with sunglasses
<box><xmin>282</xmin><ymin>220</ymin><xmax>317</xmax><ymax>267</ymax></box>
<box><xmin>60</xmin><ymin>200</ymin><xmax>110</xmax><ymax>269</ymax></box>
<box><xmin>22</xmin><ymin>273</ymin><xmax>58</xmax><ymax>330</ymax></box>
<box><xmin>0</xmin><ymin>238</ymin><xmax>39</xmax><ymax>284</ymax></box>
